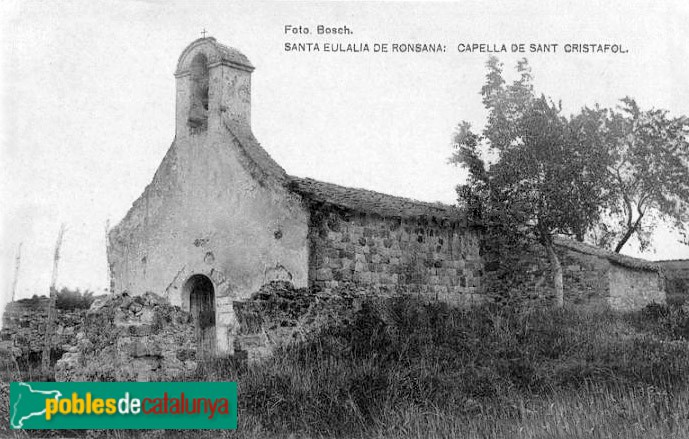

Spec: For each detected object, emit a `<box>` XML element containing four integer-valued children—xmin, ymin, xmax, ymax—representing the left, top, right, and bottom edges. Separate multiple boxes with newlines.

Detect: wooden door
<box><xmin>188</xmin><ymin>275</ymin><xmax>216</xmax><ymax>358</ymax></box>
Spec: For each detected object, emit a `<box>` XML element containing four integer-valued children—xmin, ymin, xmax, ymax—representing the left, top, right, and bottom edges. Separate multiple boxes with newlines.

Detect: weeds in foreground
<box><xmin>226</xmin><ymin>301</ymin><xmax>689</xmax><ymax>437</ymax></box>
<box><xmin>3</xmin><ymin>300</ymin><xmax>689</xmax><ymax>438</ymax></box>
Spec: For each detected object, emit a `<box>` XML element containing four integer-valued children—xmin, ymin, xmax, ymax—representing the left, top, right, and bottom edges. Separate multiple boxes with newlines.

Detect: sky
<box><xmin>1</xmin><ymin>0</ymin><xmax>688</xmax><ymax>307</ymax></box>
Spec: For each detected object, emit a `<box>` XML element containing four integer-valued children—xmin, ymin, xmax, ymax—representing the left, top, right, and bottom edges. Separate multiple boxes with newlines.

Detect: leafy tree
<box><xmin>450</xmin><ymin>57</ymin><xmax>610</xmax><ymax>307</ymax></box>
<box><xmin>594</xmin><ymin>98</ymin><xmax>689</xmax><ymax>252</ymax></box>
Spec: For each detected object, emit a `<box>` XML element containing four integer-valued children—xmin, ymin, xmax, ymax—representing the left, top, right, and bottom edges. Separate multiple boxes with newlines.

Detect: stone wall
<box><xmin>307</xmin><ymin>205</ymin><xmax>484</xmax><ymax>306</ymax></box>
<box><xmin>107</xmin><ymin>132</ymin><xmax>310</xmax><ymax>310</ymax></box>
<box><xmin>55</xmin><ymin>293</ymin><xmax>197</xmax><ymax>382</ymax></box>
<box><xmin>483</xmin><ymin>237</ymin><xmax>665</xmax><ymax>310</ymax></box>
<box><xmin>559</xmin><ymin>239</ymin><xmax>664</xmax><ymax>311</ymax></box>
<box><xmin>609</xmin><ymin>264</ymin><xmax>665</xmax><ymax>310</ymax></box>
<box><xmin>483</xmin><ymin>241</ymin><xmax>603</xmax><ymax>308</ymax></box>
<box><xmin>553</xmin><ymin>244</ymin><xmax>612</xmax><ymax>308</ymax></box>
<box><xmin>108</xmin><ymin>39</ymin><xmax>310</xmax><ymax>355</ymax></box>
<box><xmin>0</xmin><ymin>297</ymin><xmax>86</xmax><ymax>365</ymax></box>
<box><xmin>107</xmin><ymin>125</ymin><xmax>310</xmax><ymax>354</ymax></box>
<box><xmin>232</xmin><ymin>281</ymin><xmax>396</xmax><ymax>363</ymax></box>
<box><xmin>657</xmin><ymin>259</ymin><xmax>689</xmax><ymax>305</ymax></box>
<box><xmin>0</xmin><ymin>294</ymin><xmax>198</xmax><ymax>381</ymax></box>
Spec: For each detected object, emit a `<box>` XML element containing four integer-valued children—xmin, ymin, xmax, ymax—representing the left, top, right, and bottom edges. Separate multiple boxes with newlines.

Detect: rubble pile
<box><xmin>55</xmin><ymin>292</ymin><xmax>197</xmax><ymax>382</ymax></box>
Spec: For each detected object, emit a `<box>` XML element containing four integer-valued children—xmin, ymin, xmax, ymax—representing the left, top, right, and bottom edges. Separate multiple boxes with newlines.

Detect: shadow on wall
<box><xmin>658</xmin><ymin>260</ymin><xmax>689</xmax><ymax>306</ymax></box>
<box><xmin>667</xmin><ymin>279</ymin><xmax>689</xmax><ymax>306</ymax></box>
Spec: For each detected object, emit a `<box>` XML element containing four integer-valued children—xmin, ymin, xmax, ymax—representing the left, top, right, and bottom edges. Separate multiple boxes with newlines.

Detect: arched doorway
<box><xmin>183</xmin><ymin>274</ymin><xmax>216</xmax><ymax>358</ymax></box>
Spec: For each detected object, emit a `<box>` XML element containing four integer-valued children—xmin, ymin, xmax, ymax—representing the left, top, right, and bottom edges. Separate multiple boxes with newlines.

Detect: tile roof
<box><xmin>222</xmin><ymin>118</ymin><xmax>464</xmax><ymax>220</ymax></box>
<box><xmin>288</xmin><ymin>176</ymin><xmax>465</xmax><ymax>221</ymax></box>
<box><xmin>553</xmin><ymin>236</ymin><xmax>661</xmax><ymax>272</ymax></box>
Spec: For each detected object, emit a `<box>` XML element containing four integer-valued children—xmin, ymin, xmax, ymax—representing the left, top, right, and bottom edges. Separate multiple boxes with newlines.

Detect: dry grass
<box><xmin>3</xmin><ymin>299</ymin><xmax>689</xmax><ymax>438</ymax></box>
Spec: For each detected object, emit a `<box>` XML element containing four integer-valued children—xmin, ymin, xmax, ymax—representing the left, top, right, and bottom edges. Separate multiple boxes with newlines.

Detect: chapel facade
<box><xmin>107</xmin><ymin>38</ymin><xmax>484</xmax><ymax>355</ymax></box>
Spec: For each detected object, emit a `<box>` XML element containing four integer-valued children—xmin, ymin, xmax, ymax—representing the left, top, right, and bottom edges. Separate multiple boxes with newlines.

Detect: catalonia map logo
<box><xmin>10</xmin><ymin>382</ymin><xmax>237</xmax><ymax>430</ymax></box>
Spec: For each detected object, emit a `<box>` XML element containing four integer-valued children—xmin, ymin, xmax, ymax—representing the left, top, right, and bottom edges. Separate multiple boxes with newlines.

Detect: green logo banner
<box><xmin>10</xmin><ymin>382</ymin><xmax>237</xmax><ymax>430</ymax></box>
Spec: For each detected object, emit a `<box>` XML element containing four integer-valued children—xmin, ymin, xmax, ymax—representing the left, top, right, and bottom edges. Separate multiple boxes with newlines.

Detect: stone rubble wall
<box><xmin>0</xmin><ymin>297</ymin><xmax>86</xmax><ymax>363</ymax></box>
<box><xmin>307</xmin><ymin>205</ymin><xmax>485</xmax><ymax>306</ymax></box>
<box><xmin>55</xmin><ymin>293</ymin><xmax>197</xmax><ymax>382</ymax></box>
<box><xmin>492</xmin><ymin>243</ymin><xmax>612</xmax><ymax>308</ymax></box>
<box><xmin>232</xmin><ymin>281</ymin><xmax>394</xmax><ymax>363</ymax></box>
<box><xmin>483</xmin><ymin>239</ymin><xmax>665</xmax><ymax>311</ymax></box>
<box><xmin>0</xmin><ymin>293</ymin><xmax>198</xmax><ymax>381</ymax></box>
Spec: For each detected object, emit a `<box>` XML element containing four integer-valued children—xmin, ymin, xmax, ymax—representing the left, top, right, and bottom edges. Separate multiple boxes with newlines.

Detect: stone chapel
<box><xmin>108</xmin><ymin>37</ymin><xmax>664</xmax><ymax>356</ymax></box>
<box><xmin>107</xmin><ymin>37</ymin><xmax>484</xmax><ymax>355</ymax></box>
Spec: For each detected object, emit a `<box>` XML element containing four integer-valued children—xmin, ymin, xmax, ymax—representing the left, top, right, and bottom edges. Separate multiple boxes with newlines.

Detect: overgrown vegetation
<box><xmin>4</xmin><ymin>299</ymin><xmax>689</xmax><ymax>438</ymax></box>
<box><xmin>215</xmin><ymin>299</ymin><xmax>689</xmax><ymax>438</ymax></box>
<box><xmin>666</xmin><ymin>278</ymin><xmax>689</xmax><ymax>307</ymax></box>
<box><xmin>55</xmin><ymin>287</ymin><xmax>96</xmax><ymax>310</ymax></box>
<box><xmin>14</xmin><ymin>288</ymin><xmax>96</xmax><ymax>310</ymax></box>
<box><xmin>451</xmin><ymin>57</ymin><xmax>612</xmax><ymax>307</ymax></box>
<box><xmin>450</xmin><ymin>57</ymin><xmax>689</xmax><ymax>307</ymax></box>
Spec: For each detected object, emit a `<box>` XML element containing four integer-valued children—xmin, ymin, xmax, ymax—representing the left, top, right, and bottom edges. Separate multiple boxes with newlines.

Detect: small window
<box><xmin>188</xmin><ymin>53</ymin><xmax>209</xmax><ymax>130</ymax></box>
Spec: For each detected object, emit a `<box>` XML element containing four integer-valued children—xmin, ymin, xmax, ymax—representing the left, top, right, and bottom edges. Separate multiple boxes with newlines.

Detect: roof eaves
<box><xmin>288</xmin><ymin>176</ymin><xmax>468</xmax><ymax>222</ymax></box>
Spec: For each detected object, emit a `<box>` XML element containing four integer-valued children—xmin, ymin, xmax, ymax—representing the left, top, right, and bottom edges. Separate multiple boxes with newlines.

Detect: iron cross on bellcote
<box><xmin>201</xmin><ymin>29</ymin><xmax>208</xmax><ymax>38</ymax></box>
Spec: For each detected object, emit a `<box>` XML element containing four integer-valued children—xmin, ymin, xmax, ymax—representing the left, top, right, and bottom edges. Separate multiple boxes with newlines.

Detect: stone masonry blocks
<box><xmin>308</xmin><ymin>207</ymin><xmax>483</xmax><ymax>302</ymax></box>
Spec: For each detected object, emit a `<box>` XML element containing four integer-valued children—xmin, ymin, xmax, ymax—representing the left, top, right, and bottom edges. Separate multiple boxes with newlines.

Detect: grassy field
<box><xmin>2</xmin><ymin>299</ymin><xmax>689</xmax><ymax>438</ymax></box>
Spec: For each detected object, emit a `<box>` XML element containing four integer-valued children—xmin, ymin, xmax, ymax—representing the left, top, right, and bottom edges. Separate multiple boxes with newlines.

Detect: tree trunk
<box><xmin>545</xmin><ymin>242</ymin><xmax>564</xmax><ymax>308</ymax></box>
<box><xmin>614</xmin><ymin>229</ymin><xmax>633</xmax><ymax>253</ymax></box>
<box><xmin>614</xmin><ymin>220</ymin><xmax>641</xmax><ymax>253</ymax></box>
<box><xmin>614</xmin><ymin>206</ymin><xmax>645</xmax><ymax>253</ymax></box>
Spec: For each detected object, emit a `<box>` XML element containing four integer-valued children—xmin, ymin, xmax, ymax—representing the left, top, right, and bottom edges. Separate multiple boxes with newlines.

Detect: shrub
<box><xmin>193</xmin><ymin>299</ymin><xmax>689</xmax><ymax>437</ymax></box>
<box><xmin>11</xmin><ymin>298</ymin><xmax>689</xmax><ymax>438</ymax></box>
<box><xmin>628</xmin><ymin>302</ymin><xmax>689</xmax><ymax>340</ymax></box>
<box><xmin>55</xmin><ymin>287</ymin><xmax>95</xmax><ymax>310</ymax></box>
